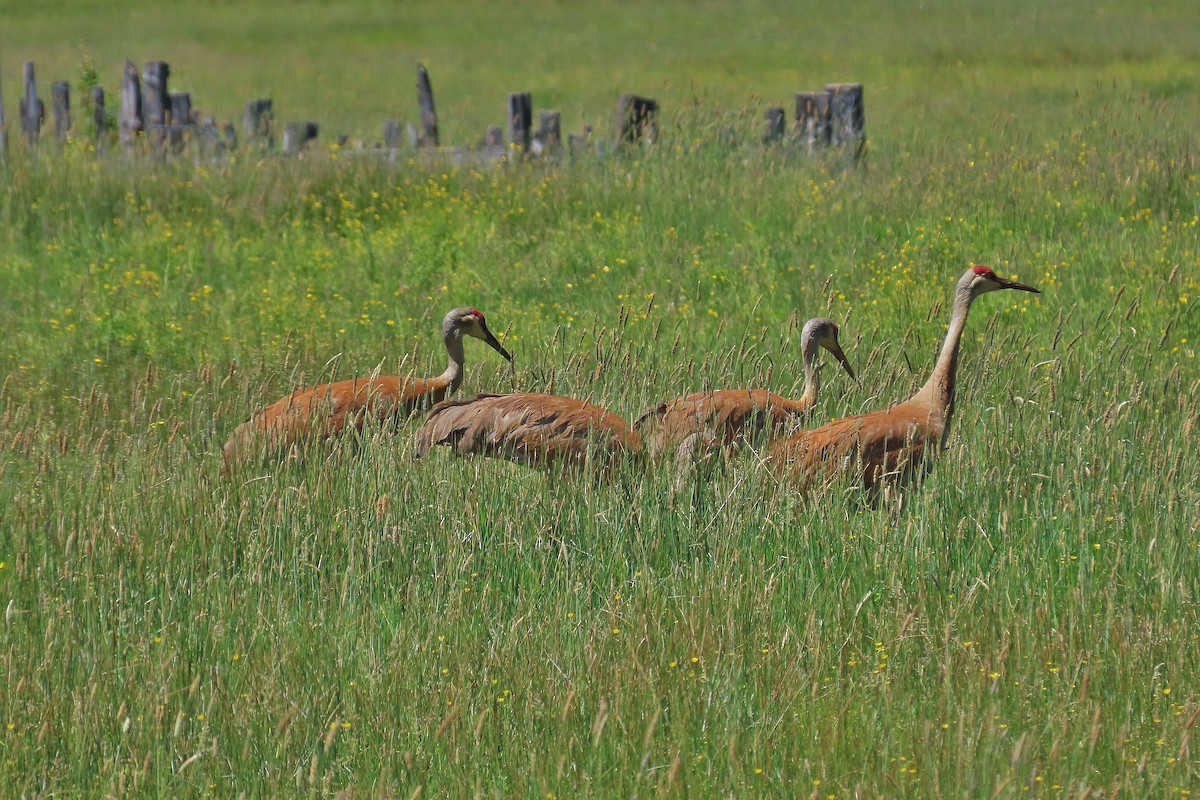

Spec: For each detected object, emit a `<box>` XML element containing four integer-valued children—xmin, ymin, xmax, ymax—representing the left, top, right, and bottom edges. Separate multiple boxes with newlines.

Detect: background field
<box><xmin>2</xmin><ymin>0</ymin><xmax>1198</xmax><ymax>797</ymax></box>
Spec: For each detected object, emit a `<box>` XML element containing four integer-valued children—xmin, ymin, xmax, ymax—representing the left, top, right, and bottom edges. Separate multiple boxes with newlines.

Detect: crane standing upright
<box><xmin>769</xmin><ymin>266</ymin><xmax>1040</xmax><ymax>492</ymax></box>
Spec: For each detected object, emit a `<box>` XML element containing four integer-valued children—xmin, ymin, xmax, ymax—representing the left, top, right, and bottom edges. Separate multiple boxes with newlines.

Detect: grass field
<box><xmin>2</xmin><ymin>1</ymin><xmax>1199</xmax><ymax>797</ymax></box>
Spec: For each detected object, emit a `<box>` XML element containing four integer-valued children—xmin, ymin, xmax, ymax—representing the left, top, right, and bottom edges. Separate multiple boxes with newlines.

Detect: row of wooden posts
<box><xmin>0</xmin><ymin>60</ymin><xmax>865</xmax><ymax>165</ymax></box>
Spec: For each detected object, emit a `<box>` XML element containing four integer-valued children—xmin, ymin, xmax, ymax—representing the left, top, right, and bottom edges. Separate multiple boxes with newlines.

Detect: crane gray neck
<box><xmin>915</xmin><ymin>276</ymin><xmax>977</xmax><ymax>429</ymax></box>
<box><xmin>800</xmin><ymin>329</ymin><xmax>822</xmax><ymax>402</ymax></box>
<box><xmin>441</xmin><ymin>322</ymin><xmax>467</xmax><ymax>392</ymax></box>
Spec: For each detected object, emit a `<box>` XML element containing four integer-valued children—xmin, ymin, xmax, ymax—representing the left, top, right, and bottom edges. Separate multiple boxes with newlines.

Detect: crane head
<box><xmin>802</xmin><ymin>317</ymin><xmax>857</xmax><ymax>381</ymax></box>
<box><xmin>966</xmin><ymin>265</ymin><xmax>1040</xmax><ymax>295</ymax></box>
<box><xmin>446</xmin><ymin>307</ymin><xmax>513</xmax><ymax>362</ymax></box>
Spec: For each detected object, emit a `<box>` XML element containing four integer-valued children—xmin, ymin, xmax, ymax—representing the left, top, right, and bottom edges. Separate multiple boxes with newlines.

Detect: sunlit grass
<box><xmin>2</xmin><ymin>1</ymin><xmax>1199</xmax><ymax>797</ymax></box>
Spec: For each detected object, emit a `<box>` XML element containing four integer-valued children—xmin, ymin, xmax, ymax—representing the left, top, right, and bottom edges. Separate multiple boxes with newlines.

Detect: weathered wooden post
<box><xmin>142</xmin><ymin>61</ymin><xmax>170</xmax><ymax>152</ymax></box>
<box><xmin>568</xmin><ymin>126</ymin><xmax>593</xmax><ymax>159</ymax></box>
<box><xmin>197</xmin><ymin>116</ymin><xmax>220</xmax><ymax>158</ymax></box>
<box><xmin>223</xmin><ymin>122</ymin><xmax>237</xmax><ymax>152</ymax></box>
<box><xmin>168</xmin><ymin>92</ymin><xmax>191</xmax><ymax>153</ymax></box>
<box><xmin>51</xmin><ymin>81</ymin><xmax>70</xmax><ymax>141</ymax></box>
<box><xmin>243</xmin><ymin>99</ymin><xmax>273</xmax><ymax>150</ymax></box>
<box><xmin>615</xmin><ymin>94</ymin><xmax>658</xmax><ymax>146</ymax></box>
<box><xmin>20</xmin><ymin>62</ymin><xmax>44</xmax><ymax>145</ymax></box>
<box><xmin>0</xmin><ymin>70</ymin><xmax>8</xmax><ymax>160</ymax></box>
<box><xmin>119</xmin><ymin>60</ymin><xmax>142</xmax><ymax>150</ymax></box>
<box><xmin>506</xmin><ymin>92</ymin><xmax>532</xmax><ymax>154</ymax></box>
<box><xmin>416</xmin><ymin>64</ymin><xmax>438</xmax><ymax>147</ymax></box>
<box><xmin>283</xmin><ymin>121</ymin><xmax>318</xmax><ymax>154</ymax></box>
<box><xmin>763</xmin><ymin>106</ymin><xmax>785</xmax><ymax>143</ymax></box>
<box><xmin>825</xmin><ymin>82</ymin><xmax>865</xmax><ymax>166</ymax></box>
<box><xmin>795</xmin><ymin>91</ymin><xmax>832</xmax><ymax>154</ymax></box>
<box><xmin>92</xmin><ymin>86</ymin><xmax>109</xmax><ymax>148</ymax></box>
<box><xmin>535</xmin><ymin>110</ymin><xmax>562</xmax><ymax>159</ymax></box>
<box><xmin>383</xmin><ymin>119</ymin><xmax>402</xmax><ymax>149</ymax></box>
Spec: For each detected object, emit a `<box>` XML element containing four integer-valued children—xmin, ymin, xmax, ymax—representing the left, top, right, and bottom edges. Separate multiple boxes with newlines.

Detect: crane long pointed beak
<box><xmin>831</xmin><ymin>344</ymin><xmax>857</xmax><ymax>381</ymax></box>
<box><xmin>480</xmin><ymin>323</ymin><xmax>513</xmax><ymax>362</ymax></box>
<box><xmin>1000</xmin><ymin>275</ymin><xmax>1041</xmax><ymax>294</ymax></box>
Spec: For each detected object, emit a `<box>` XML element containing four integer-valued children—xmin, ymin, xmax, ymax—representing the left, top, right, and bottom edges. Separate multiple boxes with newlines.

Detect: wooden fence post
<box><xmin>615</xmin><ymin>94</ymin><xmax>658</xmax><ymax>146</ymax></box>
<box><xmin>568</xmin><ymin>126</ymin><xmax>593</xmax><ymax>159</ymax></box>
<box><xmin>825</xmin><ymin>82</ymin><xmax>865</xmax><ymax>166</ymax></box>
<box><xmin>535</xmin><ymin>110</ymin><xmax>562</xmax><ymax>159</ymax></box>
<box><xmin>383</xmin><ymin>119</ymin><xmax>402</xmax><ymax>149</ymax></box>
<box><xmin>795</xmin><ymin>91</ymin><xmax>832</xmax><ymax>154</ymax></box>
<box><xmin>119</xmin><ymin>60</ymin><xmax>142</xmax><ymax>150</ymax></box>
<box><xmin>0</xmin><ymin>69</ymin><xmax>7</xmax><ymax>160</ymax></box>
<box><xmin>763</xmin><ymin>106</ymin><xmax>785</xmax><ymax>143</ymax></box>
<box><xmin>506</xmin><ymin>92</ymin><xmax>532</xmax><ymax>154</ymax></box>
<box><xmin>416</xmin><ymin>64</ymin><xmax>438</xmax><ymax>147</ymax></box>
<box><xmin>168</xmin><ymin>92</ymin><xmax>191</xmax><ymax>153</ymax></box>
<box><xmin>198</xmin><ymin>116</ymin><xmax>221</xmax><ymax>158</ymax></box>
<box><xmin>51</xmin><ymin>81</ymin><xmax>70</xmax><ymax>141</ymax></box>
<box><xmin>142</xmin><ymin>61</ymin><xmax>170</xmax><ymax>152</ymax></box>
<box><xmin>92</xmin><ymin>86</ymin><xmax>109</xmax><ymax>148</ymax></box>
<box><xmin>243</xmin><ymin>99</ymin><xmax>273</xmax><ymax>150</ymax></box>
<box><xmin>223</xmin><ymin>121</ymin><xmax>237</xmax><ymax>151</ymax></box>
<box><xmin>283</xmin><ymin>121</ymin><xmax>318</xmax><ymax>154</ymax></box>
<box><xmin>20</xmin><ymin>61</ymin><xmax>44</xmax><ymax>145</ymax></box>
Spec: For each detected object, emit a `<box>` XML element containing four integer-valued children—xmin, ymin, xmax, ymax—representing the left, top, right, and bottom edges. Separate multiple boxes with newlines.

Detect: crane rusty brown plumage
<box><xmin>636</xmin><ymin>317</ymin><xmax>855</xmax><ymax>460</ymax></box>
<box><xmin>416</xmin><ymin>392</ymin><xmax>643</xmax><ymax>479</ymax></box>
<box><xmin>769</xmin><ymin>266</ymin><xmax>1040</xmax><ymax>493</ymax></box>
<box><xmin>221</xmin><ymin>307</ymin><xmax>511</xmax><ymax>472</ymax></box>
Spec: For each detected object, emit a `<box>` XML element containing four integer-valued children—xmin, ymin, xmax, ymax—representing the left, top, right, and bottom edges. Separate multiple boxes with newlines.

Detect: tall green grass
<box><xmin>2</xmin><ymin>1</ymin><xmax>1198</xmax><ymax>797</ymax></box>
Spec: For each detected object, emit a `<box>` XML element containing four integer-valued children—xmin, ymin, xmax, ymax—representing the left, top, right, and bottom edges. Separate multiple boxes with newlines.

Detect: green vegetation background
<box><xmin>1</xmin><ymin>0</ymin><xmax>1197</xmax><ymax>796</ymax></box>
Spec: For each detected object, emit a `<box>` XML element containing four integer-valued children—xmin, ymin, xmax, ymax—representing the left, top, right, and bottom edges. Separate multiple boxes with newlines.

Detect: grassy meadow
<box><xmin>2</xmin><ymin>0</ymin><xmax>1199</xmax><ymax>796</ymax></box>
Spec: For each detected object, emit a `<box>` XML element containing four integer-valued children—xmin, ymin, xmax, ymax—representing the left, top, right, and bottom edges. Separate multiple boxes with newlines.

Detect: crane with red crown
<box><xmin>769</xmin><ymin>266</ymin><xmax>1040</xmax><ymax>493</ymax></box>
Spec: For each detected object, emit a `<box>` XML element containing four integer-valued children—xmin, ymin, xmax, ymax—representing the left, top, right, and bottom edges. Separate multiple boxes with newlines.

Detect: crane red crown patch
<box><xmin>470</xmin><ymin>308</ymin><xmax>485</xmax><ymax>322</ymax></box>
<box><xmin>972</xmin><ymin>265</ymin><xmax>995</xmax><ymax>276</ymax></box>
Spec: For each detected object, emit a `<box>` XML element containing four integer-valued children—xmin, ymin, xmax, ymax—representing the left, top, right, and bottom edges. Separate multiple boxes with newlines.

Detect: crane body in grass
<box><xmin>636</xmin><ymin>317</ymin><xmax>855</xmax><ymax>461</ymax></box>
<box><xmin>769</xmin><ymin>266</ymin><xmax>1040</xmax><ymax>492</ymax></box>
<box><xmin>222</xmin><ymin>307</ymin><xmax>510</xmax><ymax>470</ymax></box>
<box><xmin>415</xmin><ymin>392</ymin><xmax>643</xmax><ymax>479</ymax></box>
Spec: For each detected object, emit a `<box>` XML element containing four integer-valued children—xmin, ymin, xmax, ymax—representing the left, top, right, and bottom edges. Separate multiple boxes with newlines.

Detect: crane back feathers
<box><xmin>416</xmin><ymin>393</ymin><xmax>643</xmax><ymax>476</ymax></box>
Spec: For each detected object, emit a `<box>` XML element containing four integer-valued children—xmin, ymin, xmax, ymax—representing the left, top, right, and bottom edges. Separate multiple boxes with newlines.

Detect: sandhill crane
<box><xmin>635</xmin><ymin>317</ymin><xmax>856</xmax><ymax>461</ymax></box>
<box><xmin>222</xmin><ymin>307</ymin><xmax>511</xmax><ymax>471</ymax></box>
<box><xmin>415</xmin><ymin>392</ymin><xmax>643</xmax><ymax>479</ymax></box>
<box><xmin>769</xmin><ymin>266</ymin><xmax>1040</xmax><ymax>493</ymax></box>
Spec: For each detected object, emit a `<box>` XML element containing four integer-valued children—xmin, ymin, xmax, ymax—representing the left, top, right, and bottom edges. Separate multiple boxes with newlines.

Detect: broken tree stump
<box><xmin>142</xmin><ymin>61</ymin><xmax>170</xmax><ymax>152</ymax></box>
<box><xmin>535</xmin><ymin>110</ymin><xmax>562</xmax><ymax>159</ymax></box>
<box><xmin>0</xmin><ymin>69</ymin><xmax>8</xmax><ymax>159</ymax></box>
<box><xmin>383</xmin><ymin>119</ymin><xmax>402</xmax><ymax>149</ymax></box>
<box><xmin>51</xmin><ymin>81</ymin><xmax>70</xmax><ymax>141</ymax></box>
<box><xmin>283</xmin><ymin>121</ymin><xmax>318</xmax><ymax>154</ymax></box>
<box><xmin>244</xmin><ymin>99</ymin><xmax>273</xmax><ymax>150</ymax></box>
<box><xmin>20</xmin><ymin>62</ymin><xmax>44</xmax><ymax>145</ymax></box>
<box><xmin>168</xmin><ymin>92</ymin><xmax>191</xmax><ymax>153</ymax></box>
<box><xmin>416</xmin><ymin>64</ymin><xmax>438</xmax><ymax>147</ymax></box>
<box><xmin>507</xmin><ymin>92</ymin><xmax>532</xmax><ymax>154</ymax></box>
<box><xmin>763</xmin><ymin>106</ymin><xmax>785</xmax><ymax>143</ymax></box>
<box><xmin>92</xmin><ymin>86</ymin><xmax>109</xmax><ymax>148</ymax></box>
<box><xmin>119</xmin><ymin>60</ymin><xmax>142</xmax><ymax>150</ymax></box>
<box><xmin>795</xmin><ymin>91</ymin><xmax>832</xmax><ymax>154</ymax></box>
<box><xmin>825</xmin><ymin>82</ymin><xmax>865</xmax><ymax>166</ymax></box>
<box><xmin>615</xmin><ymin>94</ymin><xmax>658</xmax><ymax>146</ymax></box>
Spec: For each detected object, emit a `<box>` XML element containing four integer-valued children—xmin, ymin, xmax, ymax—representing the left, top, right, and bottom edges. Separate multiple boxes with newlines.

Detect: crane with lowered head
<box><xmin>416</xmin><ymin>392</ymin><xmax>643</xmax><ymax>480</ymax></box>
